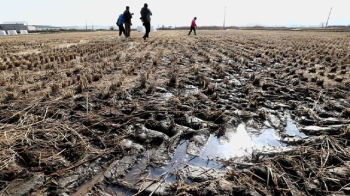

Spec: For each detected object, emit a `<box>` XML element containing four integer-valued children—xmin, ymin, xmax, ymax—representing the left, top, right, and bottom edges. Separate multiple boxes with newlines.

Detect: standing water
<box><xmin>201</xmin><ymin>124</ymin><xmax>285</xmax><ymax>159</ymax></box>
<box><xmin>110</xmin><ymin>122</ymin><xmax>302</xmax><ymax>194</ymax></box>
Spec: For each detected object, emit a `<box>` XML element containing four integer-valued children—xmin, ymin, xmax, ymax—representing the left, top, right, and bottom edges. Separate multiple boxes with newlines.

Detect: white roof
<box><xmin>2</xmin><ymin>21</ymin><xmax>28</xmax><ymax>25</ymax></box>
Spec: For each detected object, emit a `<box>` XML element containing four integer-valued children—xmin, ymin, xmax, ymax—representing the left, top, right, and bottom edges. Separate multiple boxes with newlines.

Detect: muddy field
<box><xmin>0</xmin><ymin>30</ymin><xmax>350</xmax><ymax>196</ymax></box>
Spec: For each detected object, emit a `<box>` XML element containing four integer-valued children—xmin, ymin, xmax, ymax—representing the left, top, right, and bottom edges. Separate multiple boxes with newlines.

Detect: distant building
<box><xmin>35</xmin><ymin>25</ymin><xmax>62</xmax><ymax>31</ymax></box>
<box><xmin>0</xmin><ymin>21</ymin><xmax>36</xmax><ymax>31</ymax></box>
<box><xmin>0</xmin><ymin>21</ymin><xmax>62</xmax><ymax>31</ymax></box>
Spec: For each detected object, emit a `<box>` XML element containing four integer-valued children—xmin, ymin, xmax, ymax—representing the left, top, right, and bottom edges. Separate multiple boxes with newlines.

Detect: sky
<box><xmin>0</xmin><ymin>0</ymin><xmax>349</xmax><ymax>27</ymax></box>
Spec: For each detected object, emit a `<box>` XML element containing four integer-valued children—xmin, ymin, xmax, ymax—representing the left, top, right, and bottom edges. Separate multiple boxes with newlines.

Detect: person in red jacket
<box><xmin>188</xmin><ymin>17</ymin><xmax>197</xmax><ymax>35</ymax></box>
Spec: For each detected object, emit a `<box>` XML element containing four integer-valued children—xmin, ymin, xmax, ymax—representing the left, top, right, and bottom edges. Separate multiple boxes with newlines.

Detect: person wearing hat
<box><xmin>140</xmin><ymin>3</ymin><xmax>152</xmax><ymax>40</ymax></box>
<box><xmin>188</xmin><ymin>17</ymin><xmax>197</xmax><ymax>35</ymax></box>
<box><xmin>123</xmin><ymin>6</ymin><xmax>133</xmax><ymax>37</ymax></box>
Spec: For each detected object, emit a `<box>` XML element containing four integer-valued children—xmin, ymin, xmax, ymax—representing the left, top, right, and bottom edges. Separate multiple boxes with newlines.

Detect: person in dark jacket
<box><xmin>116</xmin><ymin>14</ymin><xmax>126</xmax><ymax>36</ymax></box>
<box><xmin>140</xmin><ymin>3</ymin><xmax>152</xmax><ymax>40</ymax></box>
<box><xmin>123</xmin><ymin>6</ymin><xmax>133</xmax><ymax>37</ymax></box>
<box><xmin>188</xmin><ymin>17</ymin><xmax>197</xmax><ymax>35</ymax></box>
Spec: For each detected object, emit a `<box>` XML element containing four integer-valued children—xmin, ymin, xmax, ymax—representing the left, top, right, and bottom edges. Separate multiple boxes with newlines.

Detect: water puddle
<box><xmin>119</xmin><ymin>141</ymin><xmax>221</xmax><ymax>186</ymax></box>
<box><xmin>168</xmin><ymin>140</ymin><xmax>222</xmax><ymax>169</ymax></box>
<box><xmin>254</xmin><ymin>128</ymin><xmax>283</xmax><ymax>147</ymax></box>
<box><xmin>111</xmin><ymin>122</ymin><xmax>302</xmax><ymax>194</ymax></box>
<box><xmin>201</xmin><ymin>124</ymin><xmax>285</xmax><ymax>159</ymax></box>
<box><xmin>285</xmin><ymin>121</ymin><xmax>306</xmax><ymax>137</ymax></box>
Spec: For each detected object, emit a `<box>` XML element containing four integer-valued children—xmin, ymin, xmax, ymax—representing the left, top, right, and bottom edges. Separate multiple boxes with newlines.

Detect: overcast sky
<box><xmin>1</xmin><ymin>0</ymin><xmax>349</xmax><ymax>27</ymax></box>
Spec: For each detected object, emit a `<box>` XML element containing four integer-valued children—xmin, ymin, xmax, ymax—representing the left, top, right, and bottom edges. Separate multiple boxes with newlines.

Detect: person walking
<box><xmin>123</xmin><ymin>6</ymin><xmax>133</xmax><ymax>37</ymax></box>
<box><xmin>188</xmin><ymin>17</ymin><xmax>197</xmax><ymax>35</ymax></box>
<box><xmin>140</xmin><ymin>3</ymin><xmax>152</xmax><ymax>40</ymax></box>
<box><xmin>116</xmin><ymin>14</ymin><xmax>126</xmax><ymax>36</ymax></box>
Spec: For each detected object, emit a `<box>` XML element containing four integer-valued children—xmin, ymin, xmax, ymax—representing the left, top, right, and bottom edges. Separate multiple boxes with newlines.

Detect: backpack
<box><xmin>117</xmin><ymin>14</ymin><xmax>124</xmax><ymax>26</ymax></box>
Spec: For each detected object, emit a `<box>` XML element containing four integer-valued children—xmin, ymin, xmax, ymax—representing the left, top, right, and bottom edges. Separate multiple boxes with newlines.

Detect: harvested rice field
<box><xmin>0</xmin><ymin>29</ymin><xmax>350</xmax><ymax>195</ymax></box>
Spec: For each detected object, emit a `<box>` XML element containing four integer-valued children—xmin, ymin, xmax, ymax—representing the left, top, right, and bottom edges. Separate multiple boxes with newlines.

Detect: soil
<box><xmin>0</xmin><ymin>30</ymin><xmax>350</xmax><ymax>196</ymax></box>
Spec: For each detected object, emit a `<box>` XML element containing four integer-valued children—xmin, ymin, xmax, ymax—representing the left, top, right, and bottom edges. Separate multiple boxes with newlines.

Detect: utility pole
<box><xmin>326</xmin><ymin>7</ymin><xmax>332</xmax><ymax>27</ymax></box>
<box><xmin>85</xmin><ymin>20</ymin><xmax>87</xmax><ymax>30</ymax></box>
<box><xmin>223</xmin><ymin>6</ymin><xmax>226</xmax><ymax>28</ymax></box>
<box><xmin>91</xmin><ymin>22</ymin><xmax>94</xmax><ymax>30</ymax></box>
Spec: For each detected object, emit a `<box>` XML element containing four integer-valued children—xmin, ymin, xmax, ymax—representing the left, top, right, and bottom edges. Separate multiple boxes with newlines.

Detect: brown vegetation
<box><xmin>0</xmin><ymin>30</ymin><xmax>350</xmax><ymax>195</ymax></box>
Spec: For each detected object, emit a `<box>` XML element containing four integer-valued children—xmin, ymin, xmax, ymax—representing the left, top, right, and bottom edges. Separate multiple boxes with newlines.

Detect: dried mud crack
<box><xmin>0</xmin><ymin>30</ymin><xmax>350</xmax><ymax>196</ymax></box>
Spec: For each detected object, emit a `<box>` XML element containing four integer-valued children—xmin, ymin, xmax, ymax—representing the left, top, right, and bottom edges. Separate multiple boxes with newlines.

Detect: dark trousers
<box><xmin>189</xmin><ymin>27</ymin><xmax>196</xmax><ymax>35</ymax></box>
<box><xmin>143</xmin><ymin>22</ymin><xmax>151</xmax><ymax>38</ymax></box>
<box><xmin>125</xmin><ymin>22</ymin><xmax>131</xmax><ymax>37</ymax></box>
<box><xmin>118</xmin><ymin>25</ymin><xmax>125</xmax><ymax>36</ymax></box>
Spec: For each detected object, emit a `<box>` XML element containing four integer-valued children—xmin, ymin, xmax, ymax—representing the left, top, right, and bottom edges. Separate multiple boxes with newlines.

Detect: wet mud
<box><xmin>0</xmin><ymin>30</ymin><xmax>350</xmax><ymax>195</ymax></box>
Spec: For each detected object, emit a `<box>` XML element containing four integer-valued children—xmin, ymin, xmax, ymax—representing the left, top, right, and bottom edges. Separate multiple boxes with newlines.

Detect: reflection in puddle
<box><xmin>120</xmin><ymin>140</ymin><xmax>222</xmax><ymax>187</ymax></box>
<box><xmin>201</xmin><ymin>124</ymin><xmax>284</xmax><ymax>159</ymax></box>
<box><xmin>169</xmin><ymin>140</ymin><xmax>222</xmax><ymax>169</ymax></box>
<box><xmin>115</xmin><ymin>122</ymin><xmax>302</xmax><ymax>193</ymax></box>
<box><xmin>121</xmin><ymin>151</ymin><xmax>178</xmax><ymax>185</ymax></box>
<box><xmin>201</xmin><ymin>125</ymin><xmax>253</xmax><ymax>159</ymax></box>
<box><xmin>286</xmin><ymin>121</ymin><xmax>306</xmax><ymax>137</ymax></box>
<box><xmin>254</xmin><ymin>128</ymin><xmax>283</xmax><ymax>147</ymax></box>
